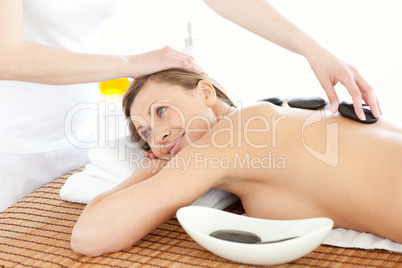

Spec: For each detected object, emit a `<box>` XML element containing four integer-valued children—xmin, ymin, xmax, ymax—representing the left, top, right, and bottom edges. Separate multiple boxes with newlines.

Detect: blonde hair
<box><xmin>122</xmin><ymin>68</ymin><xmax>235</xmax><ymax>151</ymax></box>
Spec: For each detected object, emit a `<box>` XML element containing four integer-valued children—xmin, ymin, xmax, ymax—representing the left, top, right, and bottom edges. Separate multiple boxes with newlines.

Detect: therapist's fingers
<box><xmin>127</xmin><ymin>46</ymin><xmax>205</xmax><ymax>79</ymax></box>
<box><xmin>321</xmin><ymin>79</ymin><xmax>340</xmax><ymax>114</ymax></box>
<box><xmin>338</xmin><ymin>72</ymin><xmax>366</xmax><ymax>121</ymax></box>
<box><xmin>166</xmin><ymin>46</ymin><xmax>206</xmax><ymax>74</ymax></box>
<box><xmin>161</xmin><ymin>46</ymin><xmax>206</xmax><ymax>74</ymax></box>
<box><xmin>185</xmin><ymin>57</ymin><xmax>206</xmax><ymax>75</ymax></box>
<box><xmin>153</xmin><ymin>46</ymin><xmax>205</xmax><ymax>75</ymax></box>
<box><xmin>355</xmin><ymin>72</ymin><xmax>382</xmax><ymax>118</ymax></box>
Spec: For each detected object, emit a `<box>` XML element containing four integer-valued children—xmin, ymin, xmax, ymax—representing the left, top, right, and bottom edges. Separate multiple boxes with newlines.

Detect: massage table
<box><xmin>1</xmin><ymin>169</ymin><xmax>402</xmax><ymax>267</ymax></box>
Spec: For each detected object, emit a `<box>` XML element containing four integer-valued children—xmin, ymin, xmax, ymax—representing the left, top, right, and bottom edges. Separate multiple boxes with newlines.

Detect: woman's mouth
<box><xmin>168</xmin><ymin>133</ymin><xmax>185</xmax><ymax>156</ymax></box>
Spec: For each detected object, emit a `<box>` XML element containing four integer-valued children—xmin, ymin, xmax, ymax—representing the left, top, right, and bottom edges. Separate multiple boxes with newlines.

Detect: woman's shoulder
<box><xmin>226</xmin><ymin>102</ymin><xmax>286</xmax><ymax>123</ymax></box>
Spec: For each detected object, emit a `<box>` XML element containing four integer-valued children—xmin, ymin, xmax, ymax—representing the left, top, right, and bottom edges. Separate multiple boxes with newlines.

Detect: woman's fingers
<box><xmin>144</xmin><ymin>150</ymin><xmax>156</xmax><ymax>159</ymax></box>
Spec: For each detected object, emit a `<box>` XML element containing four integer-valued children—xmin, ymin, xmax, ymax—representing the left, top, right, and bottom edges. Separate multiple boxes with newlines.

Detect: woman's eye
<box><xmin>156</xmin><ymin>106</ymin><xmax>166</xmax><ymax>117</ymax></box>
<box><xmin>142</xmin><ymin>129</ymin><xmax>152</xmax><ymax>139</ymax></box>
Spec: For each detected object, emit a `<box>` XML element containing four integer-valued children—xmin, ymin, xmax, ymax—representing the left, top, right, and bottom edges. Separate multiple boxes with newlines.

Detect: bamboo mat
<box><xmin>1</xmin><ymin>170</ymin><xmax>402</xmax><ymax>267</ymax></box>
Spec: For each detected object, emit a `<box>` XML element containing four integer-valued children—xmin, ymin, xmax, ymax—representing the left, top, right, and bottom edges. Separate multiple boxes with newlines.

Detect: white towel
<box><xmin>59</xmin><ymin>164</ymin><xmax>121</xmax><ymax>204</ymax></box>
<box><xmin>60</xmin><ymin>136</ymin><xmax>239</xmax><ymax>209</ymax></box>
<box><xmin>60</xmin><ymin>136</ymin><xmax>402</xmax><ymax>253</ymax></box>
<box><xmin>323</xmin><ymin>228</ymin><xmax>402</xmax><ymax>253</ymax></box>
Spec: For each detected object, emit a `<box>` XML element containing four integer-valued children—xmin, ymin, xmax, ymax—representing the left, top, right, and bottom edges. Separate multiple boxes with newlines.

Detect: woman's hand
<box><xmin>144</xmin><ymin>150</ymin><xmax>157</xmax><ymax>159</ymax></box>
<box><xmin>307</xmin><ymin>48</ymin><xmax>382</xmax><ymax>121</ymax></box>
<box><xmin>126</xmin><ymin>46</ymin><xmax>205</xmax><ymax>79</ymax></box>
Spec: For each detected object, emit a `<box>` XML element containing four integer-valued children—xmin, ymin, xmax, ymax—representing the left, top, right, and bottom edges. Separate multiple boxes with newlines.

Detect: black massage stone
<box><xmin>338</xmin><ymin>101</ymin><xmax>378</xmax><ymax>124</ymax></box>
<box><xmin>258</xmin><ymin>96</ymin><xmax>283</xmax><ymax>106</ymax></box>
<box><xmin>287</xmin><ymin>96</ymin><xmax>327</xmax><ymax>110</ymax></box>
<box><xmin>209</xmin><ymin>230</ymin><xmax>262</xmax><ymax>244</ymax></box>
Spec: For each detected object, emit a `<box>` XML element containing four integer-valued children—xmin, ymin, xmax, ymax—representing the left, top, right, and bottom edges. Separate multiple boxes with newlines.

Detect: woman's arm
<box><xmin>71</xmin><ymin>154</ymin><xmax>218</xmax><ymax>256</ymax></box>
<box><xmin>0</xmin><ymin>0</ymin><xmax>203</xmax><ymax>85</ymax></box>
<box><xmin>202</xmin><ymin>0</ymin><xmax>381</xmax><ymax>120</ymax></box>
<box><xmin>71</xmin><ymin>158</ymin><xmax>167</xmax><ymax>255</ymax></box>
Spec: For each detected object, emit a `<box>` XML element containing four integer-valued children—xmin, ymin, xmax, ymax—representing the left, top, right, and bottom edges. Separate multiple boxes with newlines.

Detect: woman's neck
<box><xmin>212</xmin><ymin>99</ymin><xmax>236</xmax><ymax>122</ymax></box>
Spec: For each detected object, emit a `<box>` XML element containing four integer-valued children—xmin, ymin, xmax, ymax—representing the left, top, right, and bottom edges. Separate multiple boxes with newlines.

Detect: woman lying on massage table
<box><xmin>71</xmin><ymin>68</ymin><xmax>402</xmax><ymax>256</ymax></box>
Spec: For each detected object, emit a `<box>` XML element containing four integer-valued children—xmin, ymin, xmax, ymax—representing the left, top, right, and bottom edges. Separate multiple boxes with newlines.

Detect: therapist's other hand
<box><xmin>126</xmin><ymin>46</ymin><xmax>205</xmax><ymax>79</ymax></box>
<box><xmin>307</xmin><ymin>49</ymin><xmax>382</xmax><ymax>120</ymax></box>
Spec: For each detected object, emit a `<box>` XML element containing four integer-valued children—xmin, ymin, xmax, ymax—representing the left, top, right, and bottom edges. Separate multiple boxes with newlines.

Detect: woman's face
<box><xmin>130</xmin><ymin>80</ymin><xmax>216</xmax><ymax>160</ymax></box>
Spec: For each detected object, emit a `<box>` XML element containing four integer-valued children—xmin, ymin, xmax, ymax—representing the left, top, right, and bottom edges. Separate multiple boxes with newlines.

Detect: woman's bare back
<box><xmin>211</xmin><ymin>101</ymin><xmax>402</xmax><ymax>242</ymax></box>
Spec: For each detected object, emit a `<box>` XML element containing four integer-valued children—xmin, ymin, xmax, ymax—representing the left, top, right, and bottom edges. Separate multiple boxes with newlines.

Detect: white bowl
<box><xmin>176</xmin><ymin>206</ymin><xmax>333</xmax><ymax>265</ymax></box>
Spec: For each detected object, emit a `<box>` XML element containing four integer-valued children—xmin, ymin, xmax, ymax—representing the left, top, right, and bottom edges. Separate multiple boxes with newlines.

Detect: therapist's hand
<box><xmin>126</xmin><ymin>46</ymin><xmax>205</xmax><ymax>79</ymax></box>
<box><xmin>307</xmin><ymin>49</ymin><xmax>382</xmax><ymax>120</ymax></box>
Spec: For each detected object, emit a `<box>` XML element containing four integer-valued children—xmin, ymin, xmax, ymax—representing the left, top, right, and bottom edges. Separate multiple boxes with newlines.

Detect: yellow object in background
<box><xmin>99</xmin><ymin>78</ymin><xmax>130</xmax><ymax>95</ymax></box>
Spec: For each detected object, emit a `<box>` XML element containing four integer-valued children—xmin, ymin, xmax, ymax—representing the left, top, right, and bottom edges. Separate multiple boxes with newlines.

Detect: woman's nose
<box><xmin>155</xmin><ymin>129</ymin><xmax>170</xmax><ymax>144</ymax></box>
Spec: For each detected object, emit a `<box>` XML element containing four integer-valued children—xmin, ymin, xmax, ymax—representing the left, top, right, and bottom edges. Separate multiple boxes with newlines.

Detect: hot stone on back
<box><xmin>287</xmin><ymin>96</ymin><xmax>327</xmax><ymax>110</ymax></box>
<box><xmin>338</xmin><ymin>101</ymin><xmax>378</xmax><ymax>124</ymax></box>
<box><xmin>258</xmin><ymin>97</ymin><xmax>284</xmax><ymax>106</ymax></box>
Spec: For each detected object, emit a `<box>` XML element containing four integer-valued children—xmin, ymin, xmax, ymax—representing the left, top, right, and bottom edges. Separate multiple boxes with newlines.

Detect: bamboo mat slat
<box><xmin>1</xmin><ymin>170</ymin><xmax>402</xmax><ymax>267</ymax></box>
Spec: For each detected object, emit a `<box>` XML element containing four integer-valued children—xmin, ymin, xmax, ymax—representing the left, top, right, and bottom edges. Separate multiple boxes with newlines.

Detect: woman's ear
<box><xmin>197</xmin><ymin>80</ymin><xmax>216</xmax><ymax>107</ymax></box>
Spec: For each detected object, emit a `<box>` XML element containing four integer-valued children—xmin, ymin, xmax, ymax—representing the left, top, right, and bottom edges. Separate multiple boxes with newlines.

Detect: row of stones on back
<box><xmin>258</xmin><ymin>96</ymin><xmax>378</xmax><ymax>124</ymax></box>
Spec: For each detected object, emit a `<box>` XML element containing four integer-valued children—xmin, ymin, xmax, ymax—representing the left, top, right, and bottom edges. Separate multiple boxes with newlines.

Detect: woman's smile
<box><xmin>168</xmin><ymin>132</ymin><xmax>185</xmax><ymax>156</ymax></box>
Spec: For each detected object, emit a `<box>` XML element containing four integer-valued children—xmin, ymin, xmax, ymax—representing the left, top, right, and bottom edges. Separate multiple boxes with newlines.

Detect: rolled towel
<box><xmin>60</xmin><ymin>164</ymin><xmax>120</xmax><ymax>204</ymax></box>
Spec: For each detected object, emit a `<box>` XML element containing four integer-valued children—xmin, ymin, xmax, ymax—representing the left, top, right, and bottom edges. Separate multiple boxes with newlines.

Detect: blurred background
<box><xmin>100</xmin><ymin>0</ymin><xmax>402</xmax><ymax>121</ymax></box>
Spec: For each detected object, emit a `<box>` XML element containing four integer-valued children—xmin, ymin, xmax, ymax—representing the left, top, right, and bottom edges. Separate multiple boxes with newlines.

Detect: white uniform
<box><xmin>0</xmin><ymin>0</ymin><xmax>123</xmax><ymax>210</ymax></box>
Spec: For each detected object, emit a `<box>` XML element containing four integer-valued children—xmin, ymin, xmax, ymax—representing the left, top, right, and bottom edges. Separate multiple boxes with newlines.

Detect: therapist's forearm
<box><xmin>0</xmin><ymin>1</ymin><xmax>201</xmax><ymax>86</ymax></box>
<box><xmin>203</xmin><ymin>0</ymin><xmax>323</xmax><ymax>58</ymax></box>
<box><xmin>0</xmin><ymin>0</ymin><xmax>126</xmax><ymax>85</ymax></box>
<box><xmin>0</xmin><ymin>40</ymin><xmax>130</xmax><ymax>85</ymax></box>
